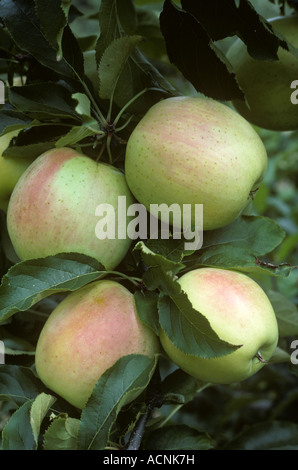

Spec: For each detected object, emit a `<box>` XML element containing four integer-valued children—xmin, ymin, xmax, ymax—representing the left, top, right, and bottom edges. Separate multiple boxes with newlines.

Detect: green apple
<box><xmin>35</xmin><ymin>280</ymin><xmax>160</xmax><ymax>409</ymax></box>
<box><xmin>0</xmin><ymin>130</ymin><xmax>35</xmax><ymax>212</ymax></box>
<box><xmin>7</xmin><ymin>147</ymin><xmax>134</xmax><ymax>270</ymax></box>
<box><xmin>159</xmin><ymin>268</ymin><xmax>279</xmax><ymax>384</ymax></box>
<box><xmin>124</xmin><ymin>96</ymin><xmax>267</xmax><ymax>231</ymax></box>
<box><xmin>227</xmin><ymin>15</ymin><xmax>298</xmax><ymax>131</ymax></box>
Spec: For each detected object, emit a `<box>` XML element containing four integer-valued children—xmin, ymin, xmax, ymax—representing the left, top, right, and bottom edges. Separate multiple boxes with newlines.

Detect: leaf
<box><xmin>222</xmin><ymin>421</ymin><xmax>298</xmax><ymax>450</ymax></box>
<box><xmin>0</xmin><ymin>108</ymin><xmax>32</xmax><ymax>136</ymax></box>
<box><xmin>1</xmin><ymin>400</ymin><xmax>35</xmax><ymax>450</ymax></box>
<box><xmin>78</xmin><ymin>354</ymin><xmax>158</xmax><ymax>450</ymax></box>
<box><xmin>43</xmin><ymin>415</ymin><xmax>80</xmax><ymax>450</ymax></box>
<box><xmin>0</xmin><ymin>0</ymin><xmax>83</xmax><ymax>80</ymax></box>
<box><xmin>30</xmin><ymin>393</ymin><xmax>57</xmax><ymax>448</ymax></box>
<box><xmin>96</xmin><ymin>0</ymin><xmax>174</xmax><ymax>112</ymax></box>
<box><xmin>55</xmin><ymin>123</ymin><xmax>100</xmax><ymax>148</ymax></box>
<box><xmin>34</xmin><ymin>0</ymin><xmax>72</xmax><ymax>60</ymax></box>
<box><xmin>161</xmin><ymin>368</ymin><xmax>210</xmax><ymax>405</ymax></box>
<box><xmin>143</xmin><ymin>424</ymin><xmax>213</xmax><ymax>450</ymax></box>
<box><xmin>0</xmin><ymin>365</ymin><xmax>46</xmax><ymax>405</ymax></box>
<box><xmin>158</xmin><ymin>291</ymin><xmax>240</xmax><ymax>358</ymax></box>
<box><xmin>159</xmin><ymin>0</ymin><xmax>244</xmax><ymax>101</ymax></box>
<box><xmin>0</xmin><ymin>253</ymin><xmax>106</xmax><ymax>323</ymax></box>
<box><xmin>265</xmin><ymin>289</ymin><xmax>298</xmax><ymax>337</ymax></box>
<box><xmin>8</xmin><ymin>83</ymin><xmax>81</xmax><ymax>121</ymax></box>
<box><xmin>98</xmin><ymin>35</ymin><xmax>144</xmax><ymax>100</ymax></box>
<box><xmin>134</xmin><ymin>289</ymin><xmax>160</xmax><ymax>335</ymax></box>
<box><xmin>190</xmin><ymin>215</ymin><xmax>286</xmax><ymax>274</ymax></box>
<box><xmin>181</xmin><ymin>0</ymin><xmax>287</xmax><ymax>60</ymax></box>
<box><xmin>133</xmin><ymin>241</ymin><xmax>185</xmax><ymax>294</ymax></box>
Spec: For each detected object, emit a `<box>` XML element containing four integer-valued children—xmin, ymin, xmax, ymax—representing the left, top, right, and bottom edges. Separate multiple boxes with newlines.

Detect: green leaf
<box><xmin>161</xmin><ymin>369</ymin><xmax>210</xmax><ymax>405</ymax></box>
<box><xmin>30</xmin><ymin>393</ymin><xmax>57</xmax><ymax>448</ymax></box>
<box><xmin>34</xmin><ymin>0</ymin><xmax>72</xmax><ymax>60</ymax></box>
<box><xmin>222</xmin><ymin>421</ymin><xmax>298</xmax><ymax>450</ymax></box>
<box><xmin>95</xmin><ymin>0</ymin><xmax>174</xmax><ymax>112</ymax></box>
<box><xmin>191</xmin><ymin>215</ymin><xmax>286</xmax><ymax>274</ymax></box>
<box><xmin>55</xmin><ymin>123</ymin><xmax>100</xmax><ymax>148</ymax></box>
<box><xmin>181</xmin><ymin>0</ymin><xmax>287</xmax><ymax>60</ymax></box>
<box><xmin>143</xmin><ymin>424</ymin><xmax>213</xmax><ymax>450</ymax></box>
<box><xmin>0</xmin><ymin>365</ymin><xmax>45</xmax><ymax>405</ymax></box>
<box><xmin>78</xmin><ymin>354</ymin><xmax>158</xmax><ymax>450</ymax></box>
<box><xmin>8</xmin><ymin>83</ymin><xmax>81</xmax><ymax>121</ymax></box>
<box><xmin>0</xmin><ymin>253</ymin><xmax>106</xmax><ymax>323</ymax></box>
<box><xmin>133</xmin><ymin>241</ymin><xmax>185</xmax><ymax>294</ymax></box>
<box><xmin>134</xmin><ymin>289</ymin><xmax>160</xmax><ymax>335</ymax></box>
<box><xmin>158</xmin><ymin>292</ymin><xmax>240</xmax><ymax>358</ymax></box>
<box><xmin>0</xmin><ymin>109</ymin><xmax>32</xmax><ymax>136</ymax></box>
<box><xmin>159</xmin><ymin>0</ymin><xmax>244</xmax><ymax>101</ymax></box>
<box><xmin>0</xmin><ymin>0</ymin><xmax>83</xmax><ymax>79</ymax></box>
<box><xmin>99</xmin><ymin>35</ymin><xmax>144</xmax><ymax>100</ymax></box>
<box><xmin>1</xmin><ymin>400</ymin><xmax>35</xmax><ymax>450</ymax></box>
<box><xmin>266</xmin><ymin>289</ymin><xmax>298</xmax><ymax>337</ymax></box>
<box><xmin>43</xmin><ymin>415</ymin><xmax>80</xmax><ymax>450</ymax></box>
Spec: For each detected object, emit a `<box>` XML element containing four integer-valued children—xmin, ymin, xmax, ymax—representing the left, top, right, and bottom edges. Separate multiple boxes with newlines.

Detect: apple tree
<box><xmin>0</xmin><ymin>0</ymin><xmax>298</xmax><ymax>452</ymax></box>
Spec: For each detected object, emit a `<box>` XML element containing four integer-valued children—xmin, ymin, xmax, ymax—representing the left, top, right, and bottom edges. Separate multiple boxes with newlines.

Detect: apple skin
<box><xmin>35</xmin><ymin>280</ymin><xmax>160</xmax><ymax>409</ymax></box>
<box><xmin>0</xmin><ymin>130</ymin><xmax>35</xmax><ymax>212</ymax></box>
<box><xmin>7</xmin><ymin>147</ymin><xmax>134</xmax><ymax>270</ymax></box>
<box><xmin>227</xmin><ymin>15</ymin><xmax>298</xmax><ymax>131</ymax></box>
<box><xmin>159</xmin><ymin>268</ymin><xmax>279</xmax><ymax>384</ymax></box>
<box><xmin>125</xmin><ymin>96</ymin><xmax>267</xmax><ymax>231</ymax></box>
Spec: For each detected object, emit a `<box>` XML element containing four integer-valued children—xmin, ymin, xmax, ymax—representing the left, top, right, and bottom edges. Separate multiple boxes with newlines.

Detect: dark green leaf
<box><xmin>159</xmin><ymin>0</ymin><xmax>244</xmax><ymax>101</ymax></box>
<box><xmin>223</xmin><ymin>421</ymin><xmax>298</xmax><ymax>450</ymax></box>
<box><xmin>181</xmin><ymin>0</ymin><xmax>287</xmax><ymax>60</ymax></box>
<box><xmin>1</xmin><ymin>399</ymin><xmax>35</xmax><ymax>450</ymax></box>
<box><xmin>98</xmin><ymin>35</ymin><xmax>144</xmax><ymax>100</ymax></box>
<box><xmin>0</xmin><ymin>0</ymin><xmax>82</xmax><ymax>79</ymax></box>
<box><xmin>158</xmin><ymin>292</ymin><xmax>240</xmax><ymax>358</ymax></box>
<box><xmin>134</xmin><ymin>289</ymin><xmax>160</xmax><ymax>335</ymax></box>
<box><xmin>191</xmin><ymin>215</ymin><xmax>286</xmax><ymax>274</ymax></box>
<box><xmin>161</xmin><ymin>368</ymin><xmax>210</xmax><ymax>405</ymax></box>
<box><xmin>143</xmin><ymin>424</ymin><xmax>213</xmax><ymax>450</ymax></box>
<box><xmin>0</xmin><ymin>108</ymin><xmax>32</xmax><ymax>136</ymax></box>
<box><xmin>34</xmin><ymin>0</ymin><xmax>72</xmax><ymax>59</ymax></box>
<box><xmin>43</xmin><ymin>415</ymin><xmax>80</xmax><ymax>450</ymax></box>
<box><xmin>78</xmin><ymin>354</ymin><xmax>158</xmax><ymax>450</ymax></box>
<box><xmin>8</xmin><ymin>83</ymin><xmax>81</xmax><ymax>121</ymax></box>
<box><xmin>0</xmin><ymin>365</ymin><xmax>45</xmax><ymax>405</ymax></box>
<box><xmin>0</xmin><ymin>253</ymin><xmax>106</xmax><ymax>323</ymax></box>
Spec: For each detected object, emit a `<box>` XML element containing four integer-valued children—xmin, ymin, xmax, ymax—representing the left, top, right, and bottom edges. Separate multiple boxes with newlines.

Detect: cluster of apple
<box><xmin>1</xmin><ymin>14</ymin><xmax>296</xmax><ymax>410</ymax></box>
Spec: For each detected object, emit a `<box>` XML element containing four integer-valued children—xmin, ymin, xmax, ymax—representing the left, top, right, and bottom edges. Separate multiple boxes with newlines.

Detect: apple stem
<box><xmin>255</xmin><ymin>351</ymin><xmax>268</xmax><ymax>364</ymax></box>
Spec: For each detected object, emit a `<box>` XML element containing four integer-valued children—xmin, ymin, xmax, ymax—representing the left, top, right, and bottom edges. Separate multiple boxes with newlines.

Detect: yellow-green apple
<box><xmin>35</xmin><ymin>280</ymin><xmax>160</xmax><ymax>409</ymax></box>
<box><xmin>7</xmin><ymin>147</ymin><xmax>134</xmax><ymax>270</ymax></box>
<box><xmin>0</xmin><ymin>130</ymin><xmax>35</xmax><ymax>212</ymax></box>
<box><xmin>159</xmin><ymin>268</ymin><xmax>279</xmax><ymax>384</ymax></box>
<box><xmin>124</xmin><ymin>96</ymin><xmax>267</xmax><ymax>232</ymax></box>
<box><xmin>227</xmin><ymin>15</ymin><xmax>298</xmax><ymax>131</ymax></box>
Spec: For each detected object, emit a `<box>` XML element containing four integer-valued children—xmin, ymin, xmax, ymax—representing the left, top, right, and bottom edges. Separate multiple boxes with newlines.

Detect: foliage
<box><xmin>0</xmin><ymin>0</ymin><xmax>297</xmax><ymax>451</ymax></box>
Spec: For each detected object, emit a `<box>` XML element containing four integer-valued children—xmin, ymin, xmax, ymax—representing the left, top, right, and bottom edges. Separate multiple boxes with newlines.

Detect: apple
<box><xmin>227</xmin><ymin>15</ymin><xmax>298</xmax><ymax>131</ymax></box>
<box><xmin>7</xmin><ymin>147</ymin><xmax>135</xmax><ymax>270</ymax></box>
<box><xmin>35</xmin><ymin>280</ymin><xmax>160</xmax><ymax>409</ymax></box>
<box><xmin>124</xmin><ymin>96</ymin><xmax>268</xmax><ymax>231</ymax></box>
<box><xmin>0</xmin><ymin>130</ymin><xmax>35</xmax><ymax>212</ymax></box>
<box><xmin>159</xmin><ymin>268</ymin><xmax>279</xmax><ymax>384</ymax></box>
